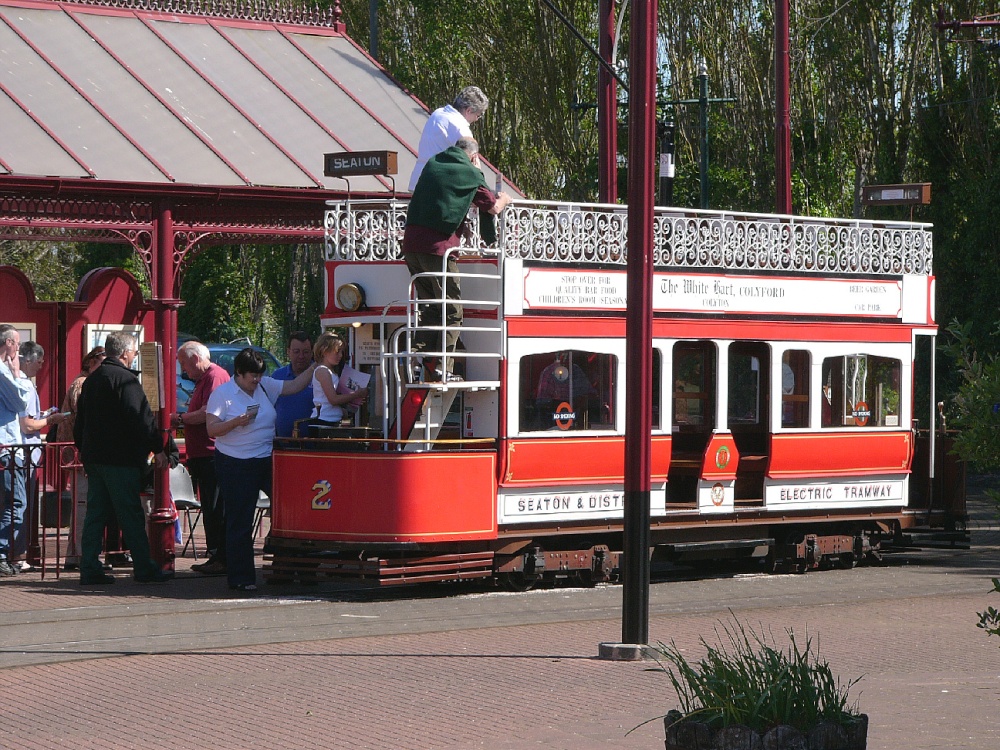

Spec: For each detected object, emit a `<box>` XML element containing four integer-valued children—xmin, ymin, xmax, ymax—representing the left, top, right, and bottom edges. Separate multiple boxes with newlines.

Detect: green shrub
<box><xmin>653</xmin><ymin>617</ymin><xmax>863</xmax><ymax>733</ymax></box>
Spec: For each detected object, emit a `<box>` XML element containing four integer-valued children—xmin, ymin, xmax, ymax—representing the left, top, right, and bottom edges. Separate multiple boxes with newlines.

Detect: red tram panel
<box><xmin>271</xmin><ymin>450</ymin><xmax>497</xmax><ymax>543</ymax></box>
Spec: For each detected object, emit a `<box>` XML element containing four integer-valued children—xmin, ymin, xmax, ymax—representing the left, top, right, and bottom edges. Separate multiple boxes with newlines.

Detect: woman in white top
<box><xmin>311</xmin><ymin>333</ymin><xmax>367</xmax><ymax>425</ymax></box>
<box><xmin>206</xmin><ymin>348</ymin><xmax>313</xmax><ymax>591</ymax></box>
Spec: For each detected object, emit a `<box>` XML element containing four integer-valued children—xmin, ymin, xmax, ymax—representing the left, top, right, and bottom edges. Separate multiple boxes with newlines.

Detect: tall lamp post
<box><xmin>662</xmin><ymin>63</ymin><xmax>733</xmax><ymax>210</ymax></box>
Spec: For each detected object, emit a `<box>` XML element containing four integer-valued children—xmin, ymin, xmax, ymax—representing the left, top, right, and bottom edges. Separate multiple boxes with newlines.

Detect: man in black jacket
<box><xmin>74</xmin><ymin>331</ymin><xmax>170</xmax><ymax>585</ymax></box>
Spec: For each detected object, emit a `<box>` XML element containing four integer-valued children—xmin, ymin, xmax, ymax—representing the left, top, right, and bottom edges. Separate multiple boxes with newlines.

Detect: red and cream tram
<box><xmin>264</xmin><ymin>201</ymin><xmax>966</xmax><ymax>586</ymax></box>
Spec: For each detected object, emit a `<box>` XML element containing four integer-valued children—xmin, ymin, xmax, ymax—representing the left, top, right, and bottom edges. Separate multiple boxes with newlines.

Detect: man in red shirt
<box><xmin>176</xmin><ymin>341</ymin><xmax>231</xmax><ymax>574</ymax></box>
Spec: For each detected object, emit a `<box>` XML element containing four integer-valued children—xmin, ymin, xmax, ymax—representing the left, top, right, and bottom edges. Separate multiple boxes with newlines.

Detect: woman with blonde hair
<box><xmin>311</xmin><ymin>333</ymin><xmax>366</xmax><ymax>425</ymax></box>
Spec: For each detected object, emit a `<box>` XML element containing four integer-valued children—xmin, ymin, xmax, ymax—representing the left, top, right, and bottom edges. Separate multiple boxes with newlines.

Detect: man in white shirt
<box><xmin>0</xmin><ymin>324</ymin><xmax>30</xmax><ymax>576</ymax></box>
<box><xmin>16</xmin><ymin>341</ymin><xmax>66</xmax><ymax>572</ymax></box>
<box><xmin>408</xmin><ymin>86</ymin><xmax>489</xmax><ymax>191</ymax></box>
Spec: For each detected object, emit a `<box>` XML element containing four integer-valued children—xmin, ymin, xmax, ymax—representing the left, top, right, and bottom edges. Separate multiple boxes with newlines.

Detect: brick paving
<box><xmin>0</xmin><ymin>501</ymin><xmax>997</xmax><ymax>749</ymax></box>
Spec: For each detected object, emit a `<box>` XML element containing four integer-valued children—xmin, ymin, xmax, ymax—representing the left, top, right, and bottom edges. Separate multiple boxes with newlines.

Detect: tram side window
<box><xmin>519</xmin><ymin>350</ymin><xmax>617</xmax><ymax>431</ymax></box>
<box><xmin>673</xmin><ymin>342</ymin><xmax>716</xmax><ymax>429</ymax></box>
<box><xmin>821</xmin><ymin>355</ymin><xmax>901</xmax><ymax>428</ymax></box>
<box><xmin>781</xmin><ymin>350</ymin><xmax>810</xmax><ymax>428</ymax></box>
<box><xmin>728</xmin><ymin>343</ymin><xmax>769</xmax><ymax>426</ymax></box>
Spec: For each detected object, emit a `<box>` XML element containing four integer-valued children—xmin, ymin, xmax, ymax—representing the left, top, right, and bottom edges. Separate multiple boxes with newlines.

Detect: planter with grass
<box><xmin>655</xmin><ymin>618</ymin><xmax>867</xmax><ymax>750</ymax></box>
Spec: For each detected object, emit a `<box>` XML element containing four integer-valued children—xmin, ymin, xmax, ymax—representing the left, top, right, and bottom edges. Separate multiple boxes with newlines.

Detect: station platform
<box><xmin>1</xmin><ymin>497</ymin><xmax>998</xmax><ymax>749</ymax></box>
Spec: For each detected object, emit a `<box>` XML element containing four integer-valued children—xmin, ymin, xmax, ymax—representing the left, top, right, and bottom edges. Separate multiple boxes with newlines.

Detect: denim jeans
<box><xmin>0</xmin><ymin>449</ymin><xmax>27</xmax><ymax>560</ymax></box>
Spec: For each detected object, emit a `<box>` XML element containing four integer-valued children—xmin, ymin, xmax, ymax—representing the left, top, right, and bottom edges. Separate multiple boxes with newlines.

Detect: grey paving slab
<box><xmin>0</xmin><ymin>491</ymin><xmax>996</xmax><ymax>749</ymax></box>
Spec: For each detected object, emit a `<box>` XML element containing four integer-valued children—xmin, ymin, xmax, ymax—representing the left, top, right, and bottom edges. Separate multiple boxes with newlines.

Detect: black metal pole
<box><xmin>622</xmin><ymin>0</ymin><xmax>657</xmax><ymax>647</ymax></box>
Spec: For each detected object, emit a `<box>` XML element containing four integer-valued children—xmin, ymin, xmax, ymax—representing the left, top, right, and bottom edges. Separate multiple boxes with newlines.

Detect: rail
<box><xmin>1</xmin><ymin>441</ymin><xmax>85</xmax><ymax>578</ymax></box>
<box><xmin>325</xmin><ymin>199</ymin><xmax>933</xmax><ymax>276</ymax></box>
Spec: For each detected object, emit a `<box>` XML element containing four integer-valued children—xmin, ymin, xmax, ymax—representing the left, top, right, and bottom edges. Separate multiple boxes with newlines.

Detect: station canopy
<box><xmin>0</xmin><ymin>0</ymin><xmax>504</xmax><ymax>253</ymax></box>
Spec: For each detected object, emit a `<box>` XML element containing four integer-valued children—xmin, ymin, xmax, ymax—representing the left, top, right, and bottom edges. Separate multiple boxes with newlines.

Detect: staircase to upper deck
<box><xmin>386</xmin><ymin>246</ymin><xmax>504</xmax><ymax>449</ymax></box>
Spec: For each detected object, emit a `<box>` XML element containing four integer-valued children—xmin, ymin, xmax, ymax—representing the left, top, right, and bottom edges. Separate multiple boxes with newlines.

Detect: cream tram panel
<box><xmin>498</xmin><ymin>485</ymin><xmax>667</xmax><ymax>525</ymax></box>
<box><xmin>764</xmin><ymin>475</ymin><xmax>906</xmax><ymax>511</ymax></box>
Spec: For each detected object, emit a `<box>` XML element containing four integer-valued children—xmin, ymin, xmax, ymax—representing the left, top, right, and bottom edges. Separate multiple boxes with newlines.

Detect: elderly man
<box><xmin>74</xmin><ymin>331</ymin><xmax>170</xmax><ymax>585</ymax></box>
<box><xmin>177</xmin><ymin>341</ymin><xmax>230</xmax><ymax>574</ymax></box>
<box><xmin>408</xmin><ymin>86</ymin><xmax>489</xmax><ymax>192</ymax></box>
<box><xmin>403</xmin><ymin>138</ymin><xmax>512</xmax><ymax>380</ymax></box>
<box><xmin>0</xmin><ymin>324</ymin><xmax>30</xmax><ymax>577</ymax></box>
<box><xmin>273</xmin><ymin>331</ymin><xmax>313</xmax><ymax>438</ymax></box>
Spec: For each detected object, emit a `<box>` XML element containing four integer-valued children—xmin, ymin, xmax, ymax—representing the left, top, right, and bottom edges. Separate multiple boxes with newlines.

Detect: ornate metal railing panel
<box><xmin>325</xmin><ymin>199</ymin><xmax>933</xmax><ymax>276</ymax></box>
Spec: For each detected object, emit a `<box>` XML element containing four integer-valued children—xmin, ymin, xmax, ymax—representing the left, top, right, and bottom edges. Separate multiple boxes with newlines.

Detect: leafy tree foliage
<box><xmin>9</xmin><ymin>0</ymin><xmax>1000</xmax><ymax>379</ymax></box>
<box><xmin>1</xmin><ymin>240</ymin><xmax>83</xmax><ymax>302</ymax></box>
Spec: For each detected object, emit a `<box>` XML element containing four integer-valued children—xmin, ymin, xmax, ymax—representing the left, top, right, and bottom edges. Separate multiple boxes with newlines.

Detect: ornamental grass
<box><xmin>653</xmin><ymin>616</ymin><xmax>863</xmax><ymax>733</ymax></box>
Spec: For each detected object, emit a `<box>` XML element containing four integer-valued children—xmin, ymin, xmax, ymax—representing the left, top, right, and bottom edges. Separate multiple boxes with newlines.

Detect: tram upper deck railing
<box><xmin>324</xmin><ymin>199</ymin><xmax>933</xmax><ymax>276</ymax></box>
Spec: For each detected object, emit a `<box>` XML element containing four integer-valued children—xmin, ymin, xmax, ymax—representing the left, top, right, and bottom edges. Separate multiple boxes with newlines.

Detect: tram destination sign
<box><xmin>324</xmin><ymin>150</ymin><xmax>397</xmax><ymax>177</ymax></box>
<box><xmin>518</xmin><ymin>268</ymin><xmax>921</xmax><ymax>320</ymax></box>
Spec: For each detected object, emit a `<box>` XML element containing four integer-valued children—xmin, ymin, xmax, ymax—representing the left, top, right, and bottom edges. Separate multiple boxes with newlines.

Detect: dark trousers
<box><xmin>215</xmin><ymin>451</ymin><xmax>271</xmax><ymax>588</ymax></box>
<box><xmin>405</xmin><ymin>251</ymin><xmax>462</xmax><ymax>359</ymax></box>
<box><xmin>80</xmin><ymin>463</ymin><xmax>158</xmax><ymax>580</ymax></box>
<box><xmin>187</xmin><ymin>455</ymin><xmax>225</xmax><ymax>561</ymax></box>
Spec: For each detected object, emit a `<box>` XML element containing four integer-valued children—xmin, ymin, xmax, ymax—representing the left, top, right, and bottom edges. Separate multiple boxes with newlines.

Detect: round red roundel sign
<box><xmin>553</xmin><ymin>401</ymin><xmax>576</xmax><ymax>430</ymax></box>
<box><xmin>853</xmin><ymin>401</ymin><xmax>871</xmax><ymax>426</ymax></box>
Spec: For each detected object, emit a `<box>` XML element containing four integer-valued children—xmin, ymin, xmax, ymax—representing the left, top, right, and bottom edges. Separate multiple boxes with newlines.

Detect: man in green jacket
<box><xmin>403</xmin><ymin>138</ymin><xmax>511</xmax><ymax>381</ymax></box>
<box><xmin>74</xmin><ymin>331</ymin><xmax>170</xmax><ymax>585</ymax></box>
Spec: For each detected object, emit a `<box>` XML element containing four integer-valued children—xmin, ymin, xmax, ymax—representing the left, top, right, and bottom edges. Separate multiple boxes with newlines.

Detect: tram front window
<box><xmin>519</xmin><ymin>350</ymin><xmax>617</xmax><ymax>432</ymax></box>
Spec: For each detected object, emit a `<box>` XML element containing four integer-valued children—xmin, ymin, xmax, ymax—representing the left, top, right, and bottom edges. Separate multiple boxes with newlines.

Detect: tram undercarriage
<box><xmin>262</xmin><ymin>509</ymin><xmax>967</xmax><ymax>587</ymax></box>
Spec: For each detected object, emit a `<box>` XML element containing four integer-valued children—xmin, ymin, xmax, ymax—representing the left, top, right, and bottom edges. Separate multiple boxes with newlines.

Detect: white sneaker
<box><xmin>16</xmin><ymin>560</ymin><xmax>34</xmax><ymax>573</ymax></box>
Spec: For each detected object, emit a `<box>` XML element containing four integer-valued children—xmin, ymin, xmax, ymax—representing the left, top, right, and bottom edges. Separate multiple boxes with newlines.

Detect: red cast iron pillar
<box><xmin>149</xmin><ymin>200</ymin><xmax>178</xmax><ymax>575</ymax></box>
<box><xmin>598</xmin><ymin>0</ymin><xmax>618</xmax><ymax>203</ymax></box>
<box><xmin>775</xmin><ymin>0</ymin><xmax>792</xmax><ymax>213</ymax></box>
<box><xmin>622</xmin><ymin>0</ymin><xmax>657</xmax><ymax>646</ymax></box>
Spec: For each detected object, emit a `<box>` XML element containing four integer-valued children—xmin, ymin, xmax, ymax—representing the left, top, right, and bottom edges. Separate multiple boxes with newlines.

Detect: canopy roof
<box><xmin>0</xmin><ymin>0</ymin><xmax>432</xmax><ymax>194</ymax></box>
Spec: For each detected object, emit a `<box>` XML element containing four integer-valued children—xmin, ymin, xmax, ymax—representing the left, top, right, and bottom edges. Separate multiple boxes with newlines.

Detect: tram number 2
<box><xmin>311</xmin><ymin>479</ymin><xmax>333</xmax><ymax>509</ymax></box>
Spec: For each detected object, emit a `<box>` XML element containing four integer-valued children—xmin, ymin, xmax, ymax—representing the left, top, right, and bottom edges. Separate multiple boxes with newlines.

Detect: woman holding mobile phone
<box><xmin>206</xmin><ymin>348</ymin><xmax>314</xmax><ymax>592</ymax></box>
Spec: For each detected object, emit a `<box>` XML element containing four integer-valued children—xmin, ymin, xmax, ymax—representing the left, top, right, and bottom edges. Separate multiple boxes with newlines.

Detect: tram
<box><xmin>264</xmin><ymin>200</ymin><xmax>967</xmax><ymax>586</ymax></box>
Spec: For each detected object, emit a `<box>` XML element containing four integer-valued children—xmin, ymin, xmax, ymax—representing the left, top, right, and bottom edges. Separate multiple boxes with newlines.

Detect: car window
<box><xmin>175</xmin><ymin>345</ymin><xmax>281</xmax><ymax>413</ymax></box>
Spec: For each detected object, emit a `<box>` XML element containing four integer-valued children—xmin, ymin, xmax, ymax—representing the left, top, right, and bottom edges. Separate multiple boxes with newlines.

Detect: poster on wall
<box><xmin>84</xmin><ymin>324</ymin><xmax>144</xmax><ymax>373</ymax></box>
<box><xmin>139</xmin><ymin>342</ymin><xmax>164</xmax><ymax>411</ymax></box>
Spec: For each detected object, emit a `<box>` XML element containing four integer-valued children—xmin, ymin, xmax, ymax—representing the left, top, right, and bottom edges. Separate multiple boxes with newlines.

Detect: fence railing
<box><xmin>325</xmin><ymin>199</ymin><xmax>933</xmax><ymax>277</ymax></box>
<box><xmin>1</xmin><ymin>441</ymin><xmax>85</xmax><ymax>577</ymax></box>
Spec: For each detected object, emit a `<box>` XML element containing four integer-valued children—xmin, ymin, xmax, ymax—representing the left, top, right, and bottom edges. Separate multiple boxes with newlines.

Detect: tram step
<box><xmin>666</xmin><ymin>538</ymin><xmax>773</xmax><ymax>561</ymax></box>
<box><xmin>263</xmin><ymin>551</ymin><xmax>496</xmax><ymax>586</ymax></box>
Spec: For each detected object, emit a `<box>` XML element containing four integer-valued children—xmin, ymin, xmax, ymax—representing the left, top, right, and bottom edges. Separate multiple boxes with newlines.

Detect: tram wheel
<box><xmin>499</xmin><ymin>572</ymin><xmax>540</xmax><ymax>592</ymax></box>
<box><xmin>837</xmin><ymin>553</ymin><xmax>858</xmax><ymax>570</ymax></box>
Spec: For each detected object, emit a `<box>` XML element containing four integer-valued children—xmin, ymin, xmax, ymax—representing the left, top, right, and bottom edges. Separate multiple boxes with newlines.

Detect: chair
<box><xmin>170</xmin><ymin>464</ymin><xmax>202</xmax><ymax>559</ymax></box>
<box><xmin>253</xmin><ymin>491</ymin><xmax>270</xmax><ymax>539</ymax></box>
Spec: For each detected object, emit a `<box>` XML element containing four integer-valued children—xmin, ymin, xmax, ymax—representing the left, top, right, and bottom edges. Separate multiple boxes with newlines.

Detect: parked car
<box><xmin>176</xmin><ymin>342</ymin><xmax>282</xmax><ymax>414</ymax></box>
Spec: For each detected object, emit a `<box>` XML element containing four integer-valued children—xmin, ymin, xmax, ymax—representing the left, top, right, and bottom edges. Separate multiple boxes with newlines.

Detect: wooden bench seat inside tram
<box><xmin>668</xmin><ymin>430</ymin><xmax>711</xmax><ymax>504</ymax></box>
